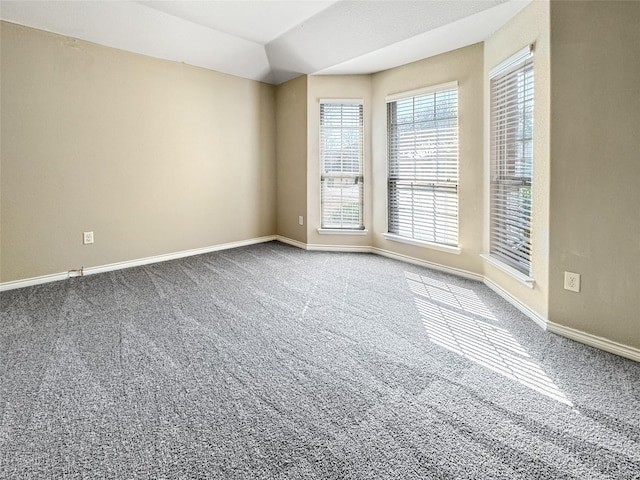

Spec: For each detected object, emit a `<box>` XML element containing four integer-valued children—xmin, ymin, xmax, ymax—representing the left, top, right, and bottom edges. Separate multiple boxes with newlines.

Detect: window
<box><xmin>489</xmin><ymin>47</ymin><xmax>534</xmax><ymax>275</ymax></box>
<box><xmin>387</xmin><ymin>83</ymin><xmax>459</xmax><ymax>246</ymax></box>
<box><xmin>320</xmin><ymin>101</ymin><xmax>364</xmax><ymax>230</ymax></box>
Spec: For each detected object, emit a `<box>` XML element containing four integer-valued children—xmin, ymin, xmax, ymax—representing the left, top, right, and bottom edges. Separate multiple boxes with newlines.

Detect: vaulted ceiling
<box><xmin>0</xmin><ymin>0</ymin><xmax>531</xmax><ymax>84</ymax></box>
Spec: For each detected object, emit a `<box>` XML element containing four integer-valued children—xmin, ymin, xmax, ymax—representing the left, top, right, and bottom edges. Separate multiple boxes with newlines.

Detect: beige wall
<box><xmin>275</xmin><ymin>75</ymin><xmax>307</xmax><ymax>243</ymax></box>
<box><xmin>306</xmin><ymin>75</ymin><xmax>372</xmax><ymax>247</ymax></box>
<box><xmin>483</xmin><ymin>0</ymin><xmax>551</xmax><ymax>318</ymax></box>
<box><xmin>371</xmin><ymin>43</ymin><xmax>485</xmax><ymax>275</ymax></box>
<box><xmin>548</xmin><ymin>0</ymin><xmax>640</xmax><ymax>348</ymax></box>
<box><xmin>0</xmin><ymin>22</ymin><xmax>276</xmax><ymax>282</ymax></box>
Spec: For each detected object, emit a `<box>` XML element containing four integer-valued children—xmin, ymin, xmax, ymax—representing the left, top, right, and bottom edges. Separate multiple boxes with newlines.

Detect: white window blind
<box><xmin>387</xmin><ymin>84</ymin><xmax>458</xmax><ymax>246</ymax></box>
<box><xmin>489</xmin><ymin>49</ymin><xmax>534</xmax><ymax>275</ymax></box>
<box><xmin>320</xmin><ymin>101</ymin><xmax>364</xmax><ymax>229</ymax></box>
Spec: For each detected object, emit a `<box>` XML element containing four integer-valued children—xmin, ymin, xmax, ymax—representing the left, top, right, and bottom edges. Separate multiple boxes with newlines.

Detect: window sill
<box><xmin>481</xmin><ymin>254</ymin><xmax>535</xmax><ymax>288</ymax></box>
<box><xmin>382</xmin><ymin>233</ymin><xmax>461</xmax><ymax>255</ymax></box>
<box><xmin>317</xmin><ymin>228</ymin><xmax>368</xmax><ymax>236</ymax></box>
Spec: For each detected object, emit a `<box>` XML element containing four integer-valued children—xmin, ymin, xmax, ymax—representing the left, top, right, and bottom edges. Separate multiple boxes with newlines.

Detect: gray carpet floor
<box><xmin>1</xmin><ymin>241</ymin><xmax>639</xmax><ymax>479</ymax></box>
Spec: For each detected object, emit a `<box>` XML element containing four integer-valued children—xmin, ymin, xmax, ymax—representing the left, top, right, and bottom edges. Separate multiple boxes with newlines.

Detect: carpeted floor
<box><xmin>1</xmin><ymin>241</ymin><xmax>639</xmax><ymax>479</ymax></box>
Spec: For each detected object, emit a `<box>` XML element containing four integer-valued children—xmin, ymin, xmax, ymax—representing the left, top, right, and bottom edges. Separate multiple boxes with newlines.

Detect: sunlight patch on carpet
<box><xmin>406</xmin><ymin>271</ymin><xmax>573</xmax><ymax>406</ymax></box>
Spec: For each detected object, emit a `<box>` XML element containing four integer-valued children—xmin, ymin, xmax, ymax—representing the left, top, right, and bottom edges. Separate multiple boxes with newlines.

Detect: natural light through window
<box><xmin>405</xmin><ymin>272</ymin><xmax>572</xmax><ymax>406</ymax></box>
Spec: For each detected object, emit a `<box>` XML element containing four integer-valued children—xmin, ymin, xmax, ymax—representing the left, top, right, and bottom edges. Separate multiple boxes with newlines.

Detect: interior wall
<box><xmin>0</xmin><ymin>22</ymin><xmax>276</xmax><ymax>283</ymax></box>
<box><xmin>483</xmin><ymin>0</ymin><xmax>550</xmax><ymax>318</ymax></box>
<box><xmin>371</xmin><ymin>43</ymin><xmax>485</xmax><ymax>275</ymax></box>
<box><xmin>275</xmin><ymin>75</ymin><xmax>307</xmax><ymax>244</ymax></box>
<box><xmin>306</xmin><ymin>75</ymin><xmax>372</xmax><ymax>247</ymax></box>
<box><xmin>548</xmin><ymin>0</ymin><xmax>640</xmax><ymax>349</ymax></box>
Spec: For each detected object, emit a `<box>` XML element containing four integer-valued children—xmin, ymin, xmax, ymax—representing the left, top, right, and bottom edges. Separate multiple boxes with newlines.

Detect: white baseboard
<box><xmin>482</xmin><ymin>275</ymin><xmax>640</xmax><ymax>363</ymax></box>
<box><xmin>307</xmin><ymin>243</ymin><xmax>372</xmax><ymax>253</ymax></box>
<box><xmin>547</xmin><ymin>321</ymin><xmax>640</xmax><ymax>363</ymax></box>
<box><xmin>275</xmin><ymin>236</ymin><xmax>481</xmax><ymax>280</ymax></box>
<box><xmin>483</xmin><ymin>277</ymin><xmax>548</xmax><ymax>330</ymax></box>
<box><xmin>275</xmin><ymin>235</ymin><xmax>308</xmax><ymax>250</ymax></box>
<box><xmin>0</xmin><ymin>272</ymin><xmax>73</xmax><ymax>292</ymax></box>
<box><xmin>278</xmin><ymin>236</ymin><xmax>371</xmax><ymax>253</ymax></box>
<box><xmin>371</xmin><ymin>247</ymin><xmax>483</xmax><ymax>282</ymax></box>
<box><xmin>0</xmin><ymin>235</ymin><xmax>276</xmax><ymax>292</ymax></box>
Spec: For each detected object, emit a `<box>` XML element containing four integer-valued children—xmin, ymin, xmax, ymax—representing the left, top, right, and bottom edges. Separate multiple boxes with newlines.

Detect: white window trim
<box><xmin>320</xmin><ymin>99</ymin><xmax>364</xmax><ymax>105</ymax></box>
<box><xmin>481</xmin><ymin>254</ymin><xmax>535</xmax><ymax>288</ymax></box>
<box><xmin>382</xmin><ymin>233</ymin><xmax>461</xmax><ymax>255</ymax></box>
<box><xmin>488</xmin><ymin>46</ymin><xmax>534</xmax><ymax>277</ymax></box>
<box><xmin>386</xmin><ymin>81</ymin><xmax>458</xmax><ymax>103</ymax></box>
<box><xmin>386</xmin><ymin>83</ymin><xmax>459</xmax><ymax>247</ymax></box>
<box><xmin>489</xmin><ymin>45</ymin><xmax>533</xmax><ymax>79</ymax></box>
<box><xmin>317</xmin><ymin>228</ymin><xmax>368</xmax><ymax>236</ymax></box>
<box><xmin>319</xmin><ymin>99</ymin><xmax>365</xmax><ymax>231</ymax></box>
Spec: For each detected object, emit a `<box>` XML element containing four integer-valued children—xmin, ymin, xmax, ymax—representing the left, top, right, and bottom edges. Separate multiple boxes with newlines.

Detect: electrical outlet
<box><xmin>298</xmin><ymin>216</ymin><xmax>304</xmax><ymax>226</ymax></box>
<box><xmin>83</xmin><ymin>231</ymin><xmax>94</xmax><ymax>245</ymax></box>
<box><xmin>564</xmin><ymin>271</ymin><xmax>580</xmax><ymax>293</ymax></box>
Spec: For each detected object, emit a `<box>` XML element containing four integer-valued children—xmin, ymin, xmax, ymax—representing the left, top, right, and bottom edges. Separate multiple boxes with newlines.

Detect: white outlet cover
<box><xmin>83</xmin><ymin>231</ymin><xmax>94</xmax><ymax>244</ymax></box>
<box><xmin>564</xmin><ymin>271</ymin><xmax>580</xmax><ymax>293</ymax></box>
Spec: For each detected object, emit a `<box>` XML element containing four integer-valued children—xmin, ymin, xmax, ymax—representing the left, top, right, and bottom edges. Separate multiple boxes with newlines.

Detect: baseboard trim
<box><xmin>0</xmin><ymin>235</ymin><xmax>277</xmax><ymax>292</ymax></box>
<box><xmin>547</xmin><ymin>321</ymin><xmax>640</xmax><ymax>362</ymax></box>
<box><xmin>0</xmin><ymin>272</ymin><xmax>73</xmax><ymax>292</ymax></box>
<box><xmin>275</xmin><ymin>237</ymin><xmax>482</xmax><ymax>281</ymax></box>
<box><xmin>483</xmin><ymin>277</ymin><xmax>548</xmax><ymax>330</ymax></box>
<box><xmin>278</xmin><ymin>236</ymin><xmax>369</xmax><ymax>253</ymax></box>
<box><xmin>307</xmin><ymin>243</ymin><xmax>372</xmax><ymax>253</ymax></box>
<box><xmin>371</xmin><ymin>247</ymin><xmax>483</xmax><ymax>282</ymax></box>
<box><xmin>275</xmin><ymin>235</ymin><xmax>308</xmax><ymax>250</ymax></box>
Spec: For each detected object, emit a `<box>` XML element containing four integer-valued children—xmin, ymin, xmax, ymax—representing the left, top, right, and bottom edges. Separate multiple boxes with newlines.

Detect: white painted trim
<box><xmin>85</xmin><ymin>236</ymin><xmax>277</xmax><ymax>275</ymax></box>
<box><xmin>307</xmin><ymin>243</ymin><xmax>372</xmax><ymax>253</ymax></box>
<box><xmin>482</xmin><ymin>254</ymin><xmax>535</xmax><ymax>288</ymax></box>
<box><xmin>371</xmin><ymin>247</ymin><xmax>481</xmax><ymax>282</ymax></box>
<box><xmin>382</xmin><ymin>233</ymin><xmax>461</xmax><ymax>255</ymax></box>
<box><xmin>386</xmin><ymin>81</ymin><xmax>459</xmax><ymax>103</ymax></box>
<box><xmin>547</xmin><ymin>322</ymin><xmax>640</xmax><ymax>363</ymax></box>
<box><xmin>0</xmin><ymin>235</ymin><xmax>277</xmax><ymax>292</ymax></box>
<box><xmin>489</xmin><ymin>44</ymin><xmax>533</xmax><ymax>79</ymax></box>
<box><xmin>275</xmin><ymin>237</ymin><xmax>479</xmax><ymax>280</ymax></box>
<box><xmin>317</xmin><ymin>228</ymin><xmax>368</xmax><ymax>236</ymax></box>
<box><xmin>274</xmin><ymin>235</ymin><xmax>309</xmax><ymax>250</ymax></box>
<box><xmin>0</xmin><ymin>272</ymin><xmax>72</xmax><ymax>291</ymax></box>
<box><xmin>319</xmin><ymin>98</ymin><xmax>363</xmax><ymax>105</ymax></box>
<box><xmin>483</xmin><ymin>277</ymin><xmax>547</xmax><ymax>330</ymax></box>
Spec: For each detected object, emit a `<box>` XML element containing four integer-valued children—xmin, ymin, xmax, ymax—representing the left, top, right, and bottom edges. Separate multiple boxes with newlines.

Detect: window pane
<box><xmin>321</xmin><ymin>176</ymin><xmax>363</xmax><ymax>229</ymax></box>
<box><xmin>490</xmin><ymin>59</ymin><xmax>534</xmax><ymax>274</ymax></box>
<box><xmin>387</xmin><ymin>87</ymin><xmax>459</xmax><ymax>246</ymax></box>
<box><xmin>320</xmin><ymin>102</ymin><xmax>364</xmax><ymax>229</ymax></box>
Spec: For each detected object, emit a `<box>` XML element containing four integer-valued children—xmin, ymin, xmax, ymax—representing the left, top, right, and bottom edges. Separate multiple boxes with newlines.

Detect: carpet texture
<box><xmin>1</xmin><ymin>241</ymin><xmax>639</xmax><ymax>479</ymax></box>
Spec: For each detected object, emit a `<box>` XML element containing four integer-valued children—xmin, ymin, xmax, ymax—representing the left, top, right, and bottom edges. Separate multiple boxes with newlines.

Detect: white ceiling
<box><xmin>0</xmin><ymin>0</ymin><xmax>531</xmax><ymax>85</ymax></box>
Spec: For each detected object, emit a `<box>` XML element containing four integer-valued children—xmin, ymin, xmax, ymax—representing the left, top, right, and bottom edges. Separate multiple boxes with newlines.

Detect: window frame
<box><xmin>319</xmin><ymin>99</ymin><xmax>365</xmax><ymax>232</ymax></box>
<box><xmin>488</xmin><ymin>46</ymin><xmax>535</xmax><ymax>280</ymax></box>
<box><xmin>385</xmin><ymin>81</ymin><xmax>460</xmax><ymax>249</ymax></box>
